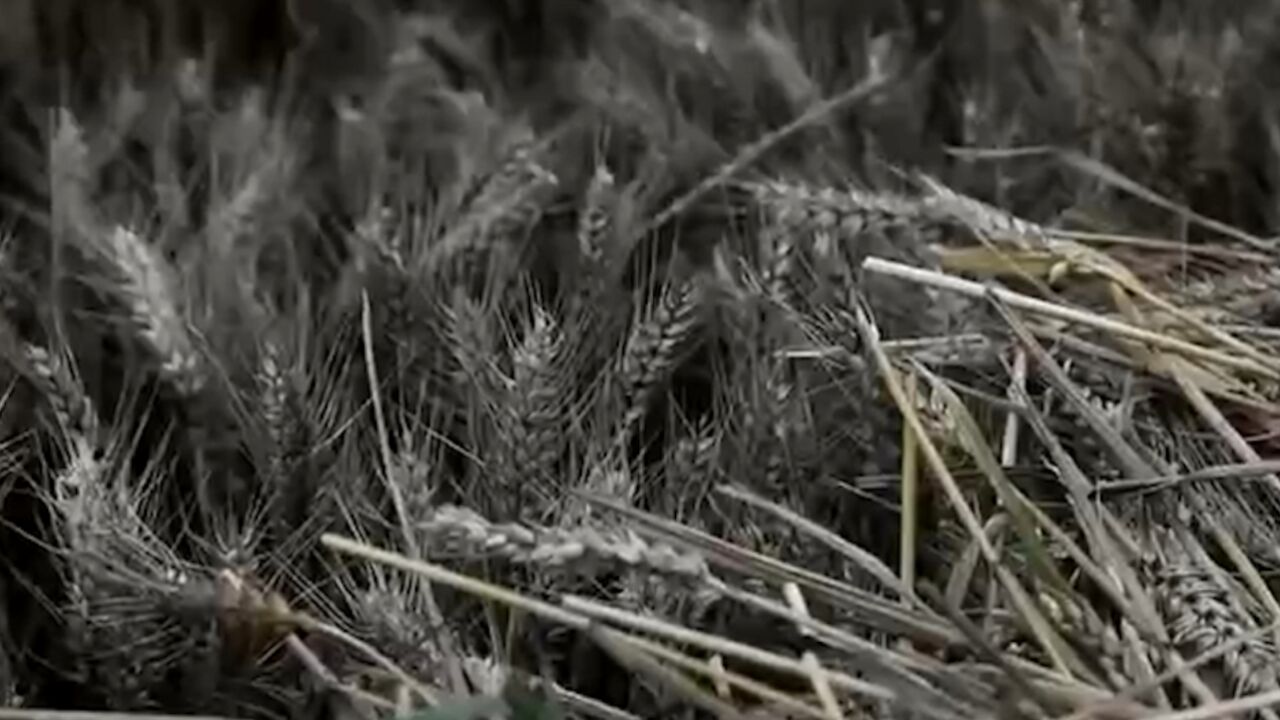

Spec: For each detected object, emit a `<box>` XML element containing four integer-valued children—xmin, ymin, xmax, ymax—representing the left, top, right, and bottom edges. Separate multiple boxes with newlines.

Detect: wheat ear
<box><xmin>497</xmin><ymin>302</ymin><xmax>565</xmax><ymax>518</ymax></box>
<box><xmin>615</xmin><ymin>279</ymin><xmax>703</xmax><ymax>448</ymax></box>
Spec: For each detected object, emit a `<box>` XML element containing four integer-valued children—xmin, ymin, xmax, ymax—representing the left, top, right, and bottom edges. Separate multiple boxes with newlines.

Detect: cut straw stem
<box><xmin>860</xmin><ymin>257</ymin><xmax>1280</xmax><ymax>381</ymax></box>
<box><xmin>899</xmin><ymin>372</ymin><xmax>920</xmax><ymax>599</ymax></box>
<box><xmin>853</xmin><ymin>302</ymin><xmax>1079</xmax><ymax>679</ymax></box>
<box><xmin>782</xmin><ymin>583</ymin><xmax>843</xmax><ymax>720</ymax></box>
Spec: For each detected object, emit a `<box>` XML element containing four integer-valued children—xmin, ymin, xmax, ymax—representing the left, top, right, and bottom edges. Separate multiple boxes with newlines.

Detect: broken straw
<box><xmin>860</xmin><ymin>256</ymin><xmax>1280</xmax><ymax>381</ymax></box>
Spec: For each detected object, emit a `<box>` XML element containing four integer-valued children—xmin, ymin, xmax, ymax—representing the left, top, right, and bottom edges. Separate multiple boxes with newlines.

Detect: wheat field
<box><xmin>4</xmin><ymin>2</ymin><xmax>1280</xmax><ymax>719</ymax></box>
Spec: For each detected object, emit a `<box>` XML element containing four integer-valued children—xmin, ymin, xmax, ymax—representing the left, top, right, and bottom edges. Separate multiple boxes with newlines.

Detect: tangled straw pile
<box><xmin>6</xmin><ymin>1</ymin><xmax>1280</xmax><ymax>718</ymax></box>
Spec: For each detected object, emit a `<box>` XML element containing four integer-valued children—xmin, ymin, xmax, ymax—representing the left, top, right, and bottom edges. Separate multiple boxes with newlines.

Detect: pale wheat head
<box><xmin>102</xmin><ymin>226</ymin><xmax>206</xmax><ymax>396</ymax></box>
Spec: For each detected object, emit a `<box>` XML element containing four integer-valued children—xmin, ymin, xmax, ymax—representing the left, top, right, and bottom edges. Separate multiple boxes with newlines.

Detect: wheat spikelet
<box><xmin>560</xmin><ymin>462</ymin><xmax>637</xmax><ymax>528</ymax></box>
<box><xmin>462</xmin><ymin>655</ymin><xmax>509</xmax><ymax>697</ymax></box>
<box><xmin>758</xmin><ymin>222</ymin><xmax>798</xmax><ymax>307</ymax></box>
<box><xmin>354</xmin><ymin>205</ymin><xmax>406</xmax><ymax>272</ymax></box>
<box><xmin>49</xmin><ymin>108</ymin><xmax>98</xmax><ymax>241</ymax></box>
<box><xmin>745</xmin><ymin>179</ymin><xmax>928</xmax><ymax>238</ymax></box>
<box><xmin>353</xmin><ymin>226</ymin><xmax>446</xmax><ymax>397</ymax></box>
<box><xmin>667</xmin><ymin>419</ymin><xmax>721</xmax><ymax>490</ymax></box>
<box><xmin>257</xmin><ymin>339</ymin><xmax>290</xmax><ymax>489</ymax></box>
<box><xmin>10</xmin><ymin>342</ymin><xmax>110</xmax><ymax>620</ymax></box>
<box><xmin>577</xmin><ymin>162</ymin><xmax>617</xmax><ymax>268</ymax></box>
<box><xmin>757</xmin><ymin>371</ymin><xmax>803</xmax><ymax>490</ymax></box>
<box><xmin>719</xmin><ymin>343</ymin><xmax>808</xmax><ymax>496</ymax></box>
<box><xmin>1151</xmin><ymin>526</ymin><xmax>1280</xmax><ymax>698</ymax></box>
<box><xmin>10</xmin><ymin>340</ymin><xmax>100</xmax><ymax>510</ymax></box>
<box><xmin>615</xmin><ymin>278</ymin><xmax>702</xmax><ymax>446</ymax></box>
<box><xmin>205</xmin><ymin>159</ymin><xmax>275</xmax><ymax>257</ymax></box>
<box><xmin>916</xmin><ymin>175</ymin><xmax>1052</xmax><ymax>247</ymax></box>
<box><xmin>388</xmin><ymin>438</ymin><xmax>437</xmax><ymax>526</ymax></box>
<box><xmin>750</xmin><ymin>175</ymin><xmax>1053</xmax><ymax>267</ymax></box>
<box><xmin>100</xmin><ymin>226</ymin><xmax>206</xmax><ymax>395</ymax></box>
<box><xmin>327</xmin><ymin>505</ymin><xmax>444</xmax><ymax>686</ymax></box>
<box><xmin>347</xmin><ymin>583</ymin><xmax>444</xmax><ymax>680</ymax></box>
<box><xmin>442</xmin><ymin>291</ymin><xmax>506</xmax><ymax>410</ymax></box>
<box><xmin>1040</xmin><ymin>591</ymin><xmax>1131</xmax><ymax>689</ymax></box>
<box><xmin>20</xmin><ymin>343</ymin><xmax>99</xmax><ymax>454</ymax></box>
<box><xmin>418</xmin><ymin>505</ymin><xmax>711</xmax><ymax>584</ymax></box>
<box><xmin>497</xmin><ymin>302</ymin><xmax>565</xmax><ymax>518</ymax></box>
<box><xmin>421</xmin><ymin>147</ymin><xmax>559</xmax><ymax>289</ymax></box>
<box><xmin>253</xmin><ymin>335</ymin><xmax>333</xmax><ymax>553</ymax></box>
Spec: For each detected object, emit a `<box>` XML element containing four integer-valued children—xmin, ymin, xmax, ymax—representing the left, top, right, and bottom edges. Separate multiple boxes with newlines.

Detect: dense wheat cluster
<box><xmin>6</xmin><ymin>1</ymin><xmax>1280</xmax><ymax>718</ymax></box>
